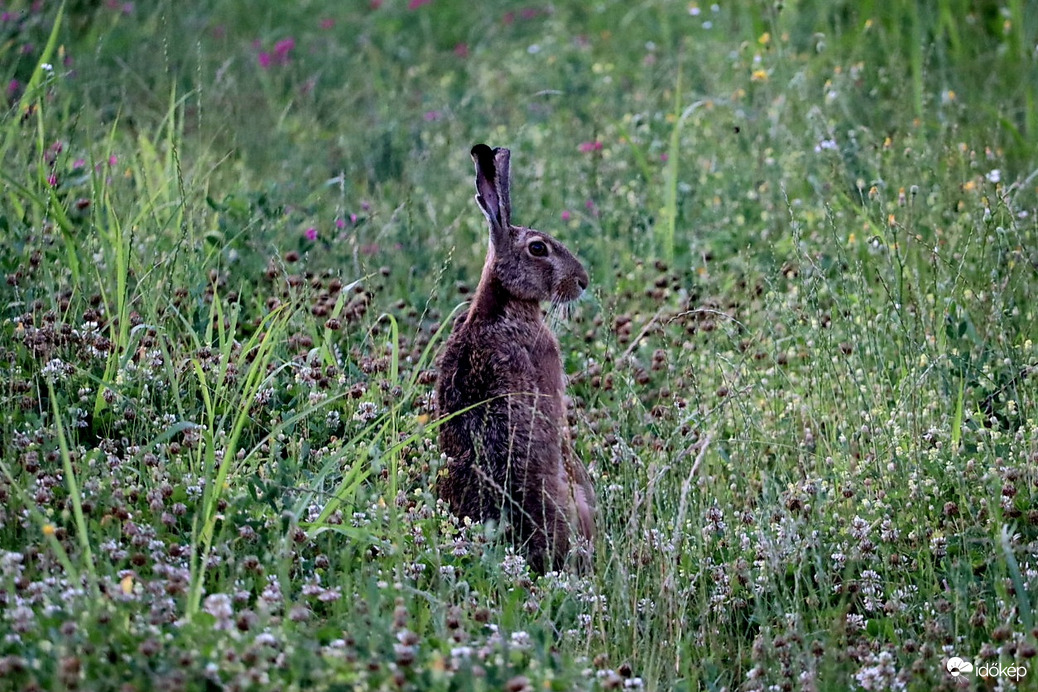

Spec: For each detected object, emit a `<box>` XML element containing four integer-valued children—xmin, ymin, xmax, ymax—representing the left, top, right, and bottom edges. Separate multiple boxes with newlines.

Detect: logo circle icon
<box><xmin>946</xmin><ymin>657</ymin><xmax>974</xmax><ymax>677</ymax></box>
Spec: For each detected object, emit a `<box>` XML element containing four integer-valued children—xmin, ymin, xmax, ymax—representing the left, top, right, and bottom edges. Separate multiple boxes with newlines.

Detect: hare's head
<box><xmin>471</xmin><ymin>144</ymin><xmax>589</xmax><ymax>304</ymax></box>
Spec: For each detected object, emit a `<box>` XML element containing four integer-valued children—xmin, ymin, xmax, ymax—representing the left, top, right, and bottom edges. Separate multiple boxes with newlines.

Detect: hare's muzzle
<box><xmin>557</xmin><ymin>273</ymin><xmax>588</xmax><ymax>303</ymax></box>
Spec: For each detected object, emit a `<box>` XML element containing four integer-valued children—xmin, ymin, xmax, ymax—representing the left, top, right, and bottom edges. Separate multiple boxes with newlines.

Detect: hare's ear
<box><xmin>471</xmin><ymin>144</ymin><xmax>512</xmax><ymax>234</ymax></box>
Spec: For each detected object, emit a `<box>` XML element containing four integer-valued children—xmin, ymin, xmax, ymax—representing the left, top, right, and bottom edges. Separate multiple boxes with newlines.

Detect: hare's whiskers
<box><xmin>546</xmin><ymin>300</ymin><xmax>565</xmax><ymax>331</ymax></box>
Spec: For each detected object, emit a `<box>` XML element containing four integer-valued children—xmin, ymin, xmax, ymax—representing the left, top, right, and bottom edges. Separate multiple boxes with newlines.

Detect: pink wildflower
<box><xmin>305</xmin><ymin>228</ymin><xmax>318</xmax><ymax>241</ymax></box>
<box><xmin>578</xmin><ymin>141</ymin><xmax>603</xmax><ymax>153</ymax></box>
<box><xmin>273</xmin><ymin>38</ymin><xmax>295</xmax><ymax>62</ymax></box>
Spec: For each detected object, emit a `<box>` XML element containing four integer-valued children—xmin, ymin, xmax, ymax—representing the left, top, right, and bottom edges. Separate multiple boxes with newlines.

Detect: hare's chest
<box><xmin>524</xmin><ymin>329</ymin><xmax>565</xmax><ymax>399</ymax></box>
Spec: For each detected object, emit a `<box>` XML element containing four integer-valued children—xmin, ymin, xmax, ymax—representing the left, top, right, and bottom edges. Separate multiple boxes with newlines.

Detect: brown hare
<box><xmin>435</xmin><ymin>144</ymin><xmax>596</xmax><ymax>574</ymax></box>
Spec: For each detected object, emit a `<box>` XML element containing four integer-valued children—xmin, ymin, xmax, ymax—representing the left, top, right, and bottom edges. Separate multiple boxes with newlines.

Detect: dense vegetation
<box><xmin>1</xmin><ymin>1</ymin><xmax>1036</xmax><ymax>689</ymax></box>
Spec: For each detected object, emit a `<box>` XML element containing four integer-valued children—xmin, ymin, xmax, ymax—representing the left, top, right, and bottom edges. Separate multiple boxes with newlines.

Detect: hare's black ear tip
<box><xmin>470</xmin><ymin>143</ymin><xmax>492</xmax><ymax>161</ymax></box>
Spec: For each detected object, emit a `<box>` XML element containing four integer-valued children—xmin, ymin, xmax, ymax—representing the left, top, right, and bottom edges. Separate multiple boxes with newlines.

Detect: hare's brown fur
<box><xmin>435</xmin><ymin>144</ymin><xmax>595</xmax><ymax>573</ymax></box>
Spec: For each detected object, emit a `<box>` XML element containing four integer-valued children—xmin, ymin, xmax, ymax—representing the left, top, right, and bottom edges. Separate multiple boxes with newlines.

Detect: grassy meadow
<box><xmin>1</xmin><ymin>0</ymin><xmax>1037</xmax><ymax>689</ymax></box>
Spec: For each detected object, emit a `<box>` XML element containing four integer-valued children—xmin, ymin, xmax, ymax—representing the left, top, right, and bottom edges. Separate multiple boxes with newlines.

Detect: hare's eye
<box><xmin>528</xmin><ymin>240</ymin><xmax>549</xmax><ymax>257</ymax></box>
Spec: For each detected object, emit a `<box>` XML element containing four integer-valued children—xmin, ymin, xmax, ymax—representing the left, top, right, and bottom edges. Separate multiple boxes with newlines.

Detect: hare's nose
<box><xmin>577</xmin><ymin>270</ymin><xmax>589</xmax><ymax>291</ymax></box>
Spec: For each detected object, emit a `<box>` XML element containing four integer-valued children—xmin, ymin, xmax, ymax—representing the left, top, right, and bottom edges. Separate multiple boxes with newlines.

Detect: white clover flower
<box><xmin>353</xmin><ymin>401</ymin><xmax>380</xmax><ymax>422</ymax></box>
<box><xmin>41</xmin><ymin>358</ymin><xmax>72</xmax><ymax>379</ymax></box>
<box><xmin>203</xmin><ymin>593</ymin><xmax>234</xmax><ymax>629</ymax></box>
<box><xmin>500</xmin><ymin>551</ymin><xmax>528</xmax><ymax>578</ymax></box>
<box><xmin>510</xmin><ymin>631</ymin><xmax>532</xmax><ymax>649</ymax></box>
<box><xmin>814</xmin><ymin>138</ymin><xmax>838</xmax><ymax>153</ymax></box>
